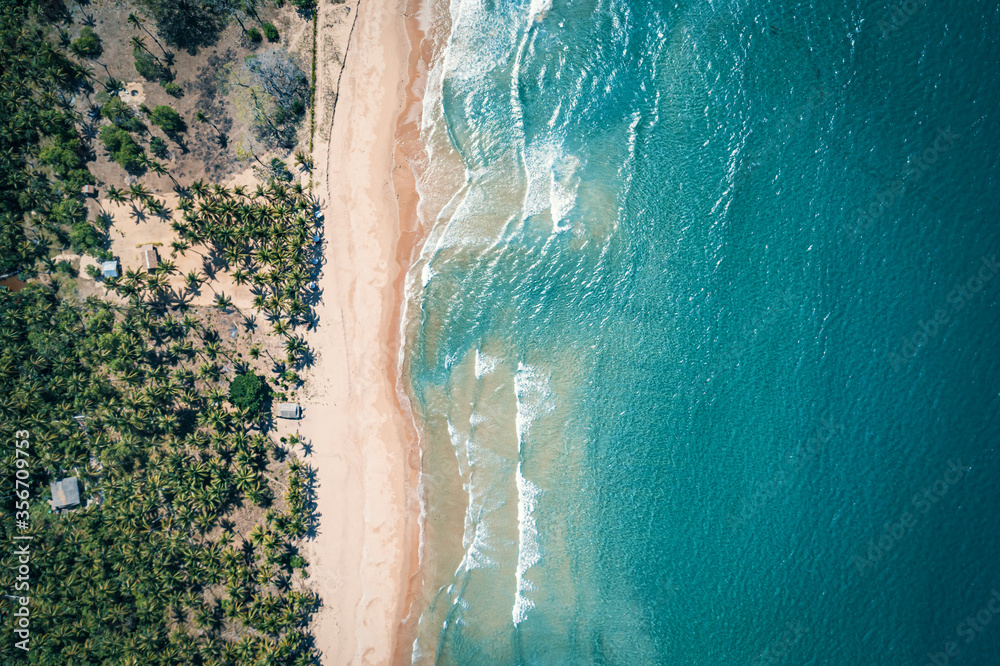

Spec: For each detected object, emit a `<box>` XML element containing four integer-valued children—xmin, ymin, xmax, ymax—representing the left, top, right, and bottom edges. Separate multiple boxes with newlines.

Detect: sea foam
<box><xmin>511</xmin><ymin>362</ymin><xmax>555</xmax><ymax>625</ymax></box>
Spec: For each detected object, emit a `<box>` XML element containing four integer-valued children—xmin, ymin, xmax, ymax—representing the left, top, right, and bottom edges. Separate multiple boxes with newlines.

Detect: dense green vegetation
<box><xmin>1</xmin><ymin>1</ymin><xmax>323</xmax><ymax>662</ymax></box>
<box><xmin>101</xmin><ymin>125</ymin><xmax>147</xmax><ymax>174</ymax></box>
<box><xmin>139</xmin><ymin>0</ymin><xmax>228</xmax><ymax>53</ymax></box>
<box><xmin>150</xmin><ymin>105</ymin><xmax>187</xmax><ymax>136</ymax></box>
<box><xmin>229</xmin><ymin>371</ymin><xmax>271</xmax><ymax>415</ymax></box>
<box><xmin>0</xmin><ymin>284</ymin><xmax>320</xmax><ymax>664</ymax></box>
<box><xmin>0</xmin><ymin>1</ymin><xmax>95</xmax><ymax>275</ymax></box>
<box><xmin>70</xmin><ymin>26</ymin><xmax>102</xmax><ymax>58</ymax></box>
<box><xmin>134</xmin><ymin>45</ymin><xmax>172</xmax><ymax>82</ymax></box>
<box><xmin>263</xmin><ymin>22</ymin><xmax>279</xmax><ymax>42</ymax></box>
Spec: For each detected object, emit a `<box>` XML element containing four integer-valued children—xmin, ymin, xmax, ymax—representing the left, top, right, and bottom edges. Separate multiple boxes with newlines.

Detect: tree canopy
<box><xmin>229</xmin><ymin>370</ymin><xmax>271</xmax><ymax>414</ymax></box>
<box><xmin>70</xmin><ymin>26</ymin><xmax>102</xmax><ymax>57</ymax></box>
<box><xmin>150</xmin><ymin>104</ymin><xmax>186</xmax><ymax>135</ymax></box>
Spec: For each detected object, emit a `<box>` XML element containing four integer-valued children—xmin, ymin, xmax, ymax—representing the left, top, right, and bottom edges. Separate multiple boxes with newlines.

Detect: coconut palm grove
<box><xmin>1</xmin><ymin>0</ymin><xmax>326</xmax><ymax>662</ymax></box>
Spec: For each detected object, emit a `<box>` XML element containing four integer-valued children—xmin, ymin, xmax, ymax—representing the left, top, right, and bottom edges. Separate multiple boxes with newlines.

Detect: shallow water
<box><xmin>402</xmin><ymin>0</ymin><xmax>1000</xmax><ymax>663</ymax></box>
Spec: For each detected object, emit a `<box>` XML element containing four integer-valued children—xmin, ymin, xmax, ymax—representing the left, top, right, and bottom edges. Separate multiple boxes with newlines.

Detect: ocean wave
<box><xmin>513</xmin><ymin>467</ymin><xmax>542</xmax><ymax>626</ymax></box>
<box><xmin>514</xmin><ymin>362</ymin><xmax>556</xmax><ymax>447</ymax></box>
<box><xmin>474</xmin><ymin>349</ymin><xmax>502</xmax><ymax>377</ymax></box>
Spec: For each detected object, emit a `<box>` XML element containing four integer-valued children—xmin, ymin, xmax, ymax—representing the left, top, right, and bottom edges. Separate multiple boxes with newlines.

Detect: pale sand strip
<box><xmin>288</xmin><ymin>0</ymin><xmax>417</xmax><ymax>663</ymax></box>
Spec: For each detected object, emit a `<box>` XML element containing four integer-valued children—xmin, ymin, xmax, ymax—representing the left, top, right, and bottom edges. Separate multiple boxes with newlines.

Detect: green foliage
<box><xmin>101</xmin><ymin>97</ymin><xmax>146</xmax><ymax>133</ymax></box>
<box><xmin>133</xmin><ymin>46</ymin><xmax>170</xmax><ymax>82</ymax></box>
<box><xmin>262</xmin><ymin>22</ymin><xmax>279</xmax><ymax>41</ymax></box>
<box><xmin>69</xmin><ymin>219</ymin><xmax>104</xmax><ymax>252</ymax></box>
<box><xmin>149</xmin><ymin>135</ymin><xmax>169</xmax><ymax>159</ymax></box>
<box><xmin>99</xmin><ymin>125</ymin><xmax>146</xmax><ymax>173</ymax></box>
<box><xmin>174</xmin><ymin>182</ymin><xmax>318</xmax><ymax>346</ymax></box>
<box><xmin>0</xmin><ymin>284</ymin><xmax>320</xmax><ymax>663</ymax></box>
<box><xmin>247</xmin><ymin>27</ymin><xmax>262</xmax><ymax>43</ymax></box>
<box><xmin>139</xmin><ymin>0</ymin><xmax>227</xmax><ymax>52</ymax></box>
<box><xmin>38</xmin><ymin>137</ymin><xmax>85</xmax><ymax>178</ymax></box>
<box><xmin>290</xmin><ymin>0</ymin><xmax>316</xmax><ymax>13</ymax></box>
<box><xmin>149</xmin><ymin>104</ymin><xmax>186</xmax><ymax>135</ymax></box>
<box><xmin>70</xmin><ymin>26</ymin><xmax>102</xmax><ymax>57</ymax></box>
<box><xmin>228</xmin><ymin>370</ymin><xmax>270</xmax><ymax>414</ymax></box>
<box><xmin>269</xmin><ymin>157</ymin><xmax>293</xmax><ymax>181</ymax></box>
<box><xmin>163</xmin><ymin>80</ymin><xmax>183</xmax><ymax>97</ymax></box>
<box><xmin>0</xmin><ymin>2</ymin><xmax>91</xmax><ymax>274</ymax></box>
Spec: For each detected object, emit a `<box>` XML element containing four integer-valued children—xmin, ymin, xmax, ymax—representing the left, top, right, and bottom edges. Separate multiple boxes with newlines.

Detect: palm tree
<box><xmin>128</xmin><ymin>182</ymin><xmax>151</xmax><ymax>201</ymax></box>
<box><xmin>214</xmin><ymin>294</ymin><xmax>234</xmax><ymax>312</ymax></box>
<box><xmin>106</xmin><ymin>185</ymin><xmax>127</xmax><ymax>204</ymax></box>
<box><xmin>127</xmin><ymin>12</ymin><xmax>168</xmax><ymax>56</ymax></box>
<box><xmin>293</xmin><ymin>151</ymin><xmax>313</xmax><ymax>173</ymax></box>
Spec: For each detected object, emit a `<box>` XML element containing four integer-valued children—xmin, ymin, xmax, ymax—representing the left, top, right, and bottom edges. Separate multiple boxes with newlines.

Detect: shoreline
<box><xmin>389</xmin><ymin>0</ymin><xmax>433</xmax><ymax>660</ymax></box>
<box><xmin>296</xmin><ymin>0</ymin><xmax>422</xmax><ymax>662</ymax></box>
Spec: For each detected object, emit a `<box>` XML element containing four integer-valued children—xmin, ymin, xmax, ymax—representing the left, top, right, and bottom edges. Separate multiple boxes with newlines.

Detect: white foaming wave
<box><xmin>528</xmin><ymin>0</ymin><xmax>552</xmax><ymax>22</ymax></box>
<box><xmin>450</xmin><ymin>416</ymin><xmax>508</xmax><ymax>574</ymax></box>
<box><xmin>513</xmin><ymin>466</ymin><xmax>542</xmax><ymax>625</ymax></box>
<box><xmin>459</xmin><ymin>516</ymin><xmax>498</xmax><ymax>571</ymax></box>
<box><xmin>510</xmin><ymin>362</ymin><xmax>553</xmax><ymax>626</ymax></box>
<box><xmin>520</xmin><ymin>139</ymin><xmax>582</xmax><ymax>234</ymax></box>
<box><xmin>513</xmin><ymin>362</ymin><xmax>556</xmax><ymax>449</ymax></box>
<box><xmin>420</xmin><ymin>262</ymin><xmax>436</xmax><ymax>287</ymax></box>
<box><xmin>550</xmin><ymin>153</ymin><xmax>582</xmax><ymax>233</ymax></box>
<box><xmin>443</xmin><ymin>0</ymin><xmax>521</xmax><ymax>82</ymax></box>
<box><xmin>474</xmin><ymin>349</ymin><xmax>501</xmax><ymax>378</ymax></box>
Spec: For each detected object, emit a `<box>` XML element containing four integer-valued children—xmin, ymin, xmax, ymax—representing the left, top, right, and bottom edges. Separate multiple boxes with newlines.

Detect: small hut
<box><xmin>142</xmin><ymin>246</ymin><xmax>159</xmax><ymax>273</ymax></box>
<box><xmin>101</xmin><ymin>260</ymin><xmax>119</xmax><ymax>278</ymax></box>
<box><xmin>81</xmin><ymin>184</ymin><xmax>97</xmax><ymax>196</ymax></box>
<box><xmin>277</xmin><ymin>403</ymin><xmax>302</xmax><ymax>419</ymax></box>
<box><xmin>50</xmin><ymin>477</ymin><xmax>81</xmax><ymax>510</ymax></box>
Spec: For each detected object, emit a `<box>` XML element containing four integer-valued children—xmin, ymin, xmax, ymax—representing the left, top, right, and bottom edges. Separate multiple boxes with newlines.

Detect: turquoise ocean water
<box><xmin>401</xmin><ymin>0</ymin><xmax>1000</xmax><ymax>663</ymax></box>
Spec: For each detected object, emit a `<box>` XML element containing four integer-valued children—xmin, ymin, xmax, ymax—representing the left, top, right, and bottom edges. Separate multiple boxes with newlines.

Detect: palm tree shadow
<box><xmin>295</xmin><ymin>347</ymin><xmax>315</xmax><ymax>370</ymax></box>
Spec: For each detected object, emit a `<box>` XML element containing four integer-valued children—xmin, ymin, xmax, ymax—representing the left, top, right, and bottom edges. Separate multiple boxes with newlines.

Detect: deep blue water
<box><xmin>403</xmin><ymin>0</ymin><xmax>1000</xmax><ymax>663</ymax></box>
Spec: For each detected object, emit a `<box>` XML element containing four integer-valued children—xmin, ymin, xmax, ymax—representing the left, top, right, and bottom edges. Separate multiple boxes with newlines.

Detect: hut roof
<box><xmin>51</xmin><ymin>477</ymin><xmax>81</xmax><ymax>509</ymax></box>
<box><xmin>277</xmin><ymin>403</ymin><xmax>301</xmax><ymax>419</ymax></box>
<box><xmin>142</xmin><ymin>247</ymin><xmax>159</xmax><ymax>272</ymax></box>
<box><xmin>101</xmin><ymin>260</ymin><xmax>119</xmax><ymax>278</ymax></box>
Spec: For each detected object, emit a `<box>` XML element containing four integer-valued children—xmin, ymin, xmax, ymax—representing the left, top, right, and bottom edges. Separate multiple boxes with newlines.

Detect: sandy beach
<box><xmin>284</xmin><ymin>0</ymin><xmax>420</xmax><ymax>662</ymax></box>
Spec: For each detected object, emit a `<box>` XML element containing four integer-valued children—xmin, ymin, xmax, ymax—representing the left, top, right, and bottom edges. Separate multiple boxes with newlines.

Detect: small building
<box><xmin>50</xmin><ymin>477</ymin><xmax>81</xmax><ymax>510</ymax></box>
<box><xmin>277</xmin><ymin>403</ymin><xmax>302</xmax><ymax>419</ymax></box>
<box><xmin>81</xmin><ymin>184</ymin><xmax>97</xmax><ymax>196</ymax></box>
<box><xmin>101</xmin><ymin>260</ymin><xmax>119</xmax><ymax>278</ymax></box>
<box><xmin>314</xmin><ymin>209</ymin><xmax>324</xmax><ymax>220</ymax></box>
<box><xmin>142</xmin><ymin>246</ymin><xmax>159</xmax><ymax>273</ymax></box>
